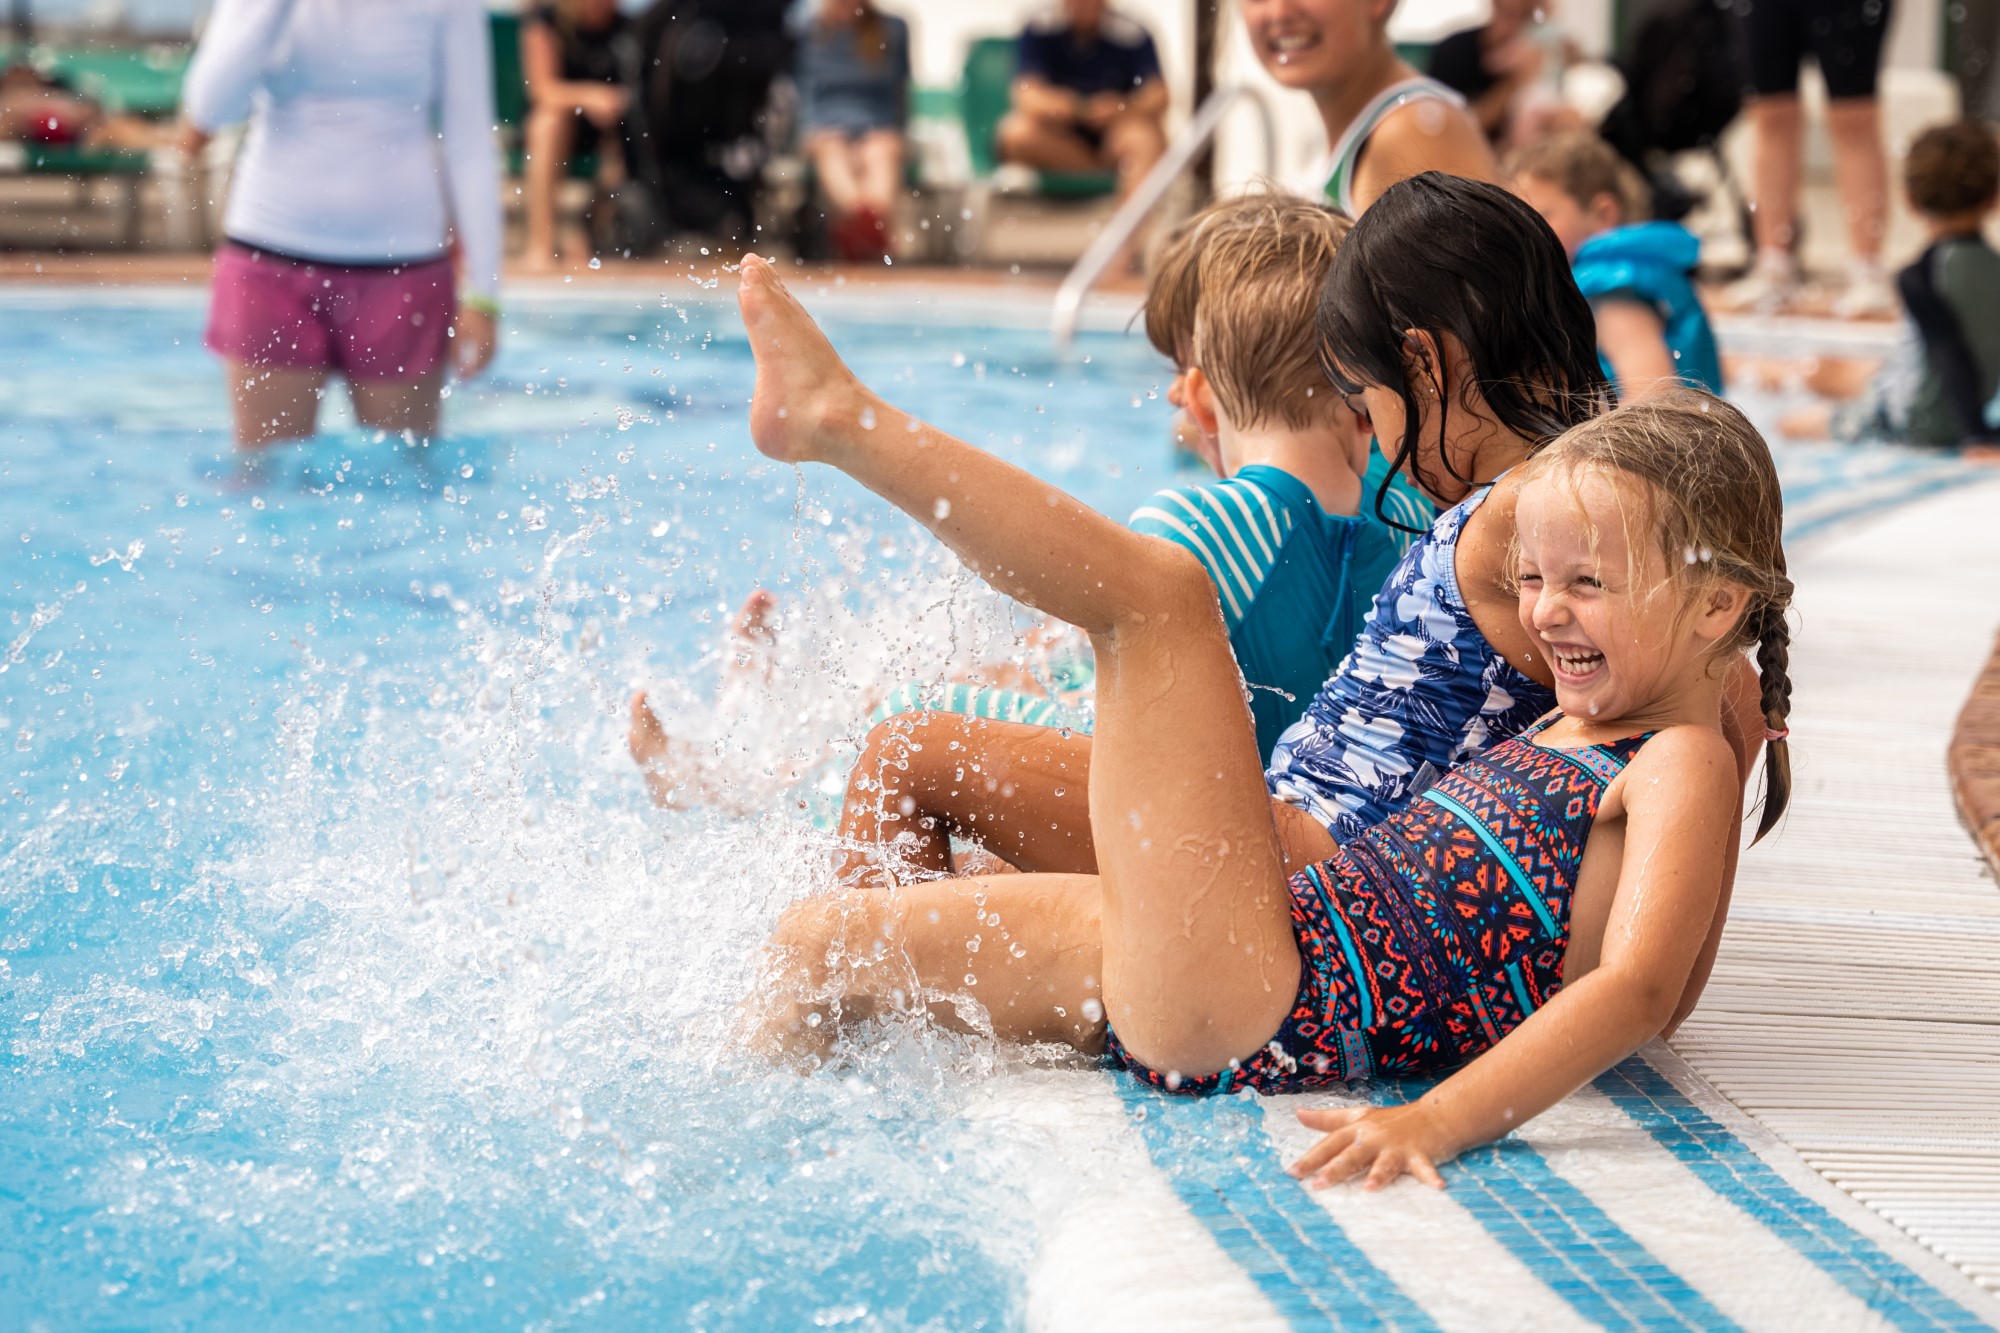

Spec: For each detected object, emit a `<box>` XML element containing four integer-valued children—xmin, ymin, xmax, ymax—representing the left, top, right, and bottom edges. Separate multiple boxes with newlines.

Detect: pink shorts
<box><xmin>205</xmin><ymin>242</ymin><xmax>456</xmax><ymax>382</ymax></box>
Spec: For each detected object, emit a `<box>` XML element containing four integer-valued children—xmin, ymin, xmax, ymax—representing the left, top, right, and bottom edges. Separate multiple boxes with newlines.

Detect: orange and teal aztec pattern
<box><xmin>1106</xmin><ymin>715</ymin><xmax>1652</xmax><ymax>1095</ymax></box>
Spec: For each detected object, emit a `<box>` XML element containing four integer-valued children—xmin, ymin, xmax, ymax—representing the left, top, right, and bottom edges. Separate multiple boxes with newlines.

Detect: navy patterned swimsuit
<box><xmin>1266</xmin><ymin>483</ymin><xmax>1556</xmax><ymax>843</ymax></box>
<box><xmin>1105</xmin><ymin>715</ymin><xmax>1654</xmax><ymax>1096</ymax></box>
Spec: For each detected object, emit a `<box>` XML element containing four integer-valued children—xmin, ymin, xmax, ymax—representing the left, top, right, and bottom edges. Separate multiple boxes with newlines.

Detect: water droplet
<box><xmin>859</xmin><ymin>407</ymin><xmax>876</xmax><ymax>430</ymax></box>
<box><xmin>933</xmin><ymin>498</ymin><xmax>951</xmax><ymax>520</ymax></box>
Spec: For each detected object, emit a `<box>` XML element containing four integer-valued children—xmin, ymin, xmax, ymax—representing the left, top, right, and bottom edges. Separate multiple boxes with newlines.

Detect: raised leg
<box><xmin>739</xmin><ymin>257</ymin><xmax>1300</xmax><ymax>1076</ymax></box>
<box><xmin>1101</xmin><ymin>110</ymin><xmax>1166</xmax><ymax>195</ymax></box>
<box><xmin>995</xmin><ymin>113</ymin><xmax>1101</xmax><ymax>173</ymax></box>
<box><xmin>223</xmin><ymin>360</ymin><xmax>326</xmax><ymax>448</ymax></box>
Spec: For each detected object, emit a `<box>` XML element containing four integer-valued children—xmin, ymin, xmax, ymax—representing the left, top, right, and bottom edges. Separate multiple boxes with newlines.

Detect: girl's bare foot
<box><xmin>733</xmin><ymin>588</ymin><xmax>779</xmax><ymax>663</ymax></box>
<box><xmin>737</xmin><ymin>253</ymin><xmax>880</xmax><ymax>466</ymax></box>
<box><xmin>628</xmin><ymin>690</ymin><xmax>683</xmax><ymax>809</ymax></box>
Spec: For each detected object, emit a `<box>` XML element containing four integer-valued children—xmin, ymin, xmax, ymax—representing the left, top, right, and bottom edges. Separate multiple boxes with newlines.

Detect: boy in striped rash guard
<box><xmin>866</xmin><ymin>191</ymin><xmax>1421</xmax><ymax>758</ymax></box>
<box><xmin>1124</xmin><ymin>192</ymin><xmax>1415</xmax><ymax>757</ymax></box>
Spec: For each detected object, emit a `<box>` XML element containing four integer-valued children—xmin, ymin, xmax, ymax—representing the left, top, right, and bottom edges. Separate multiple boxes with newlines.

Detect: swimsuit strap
<box><xmin>1321</xmin><ymin>76</ymin><xmax>1466</xmax><ymax>214</ymax></box>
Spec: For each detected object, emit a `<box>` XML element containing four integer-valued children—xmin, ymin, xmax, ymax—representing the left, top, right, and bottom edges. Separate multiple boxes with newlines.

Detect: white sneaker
<box><xmin>1718</xmin><ymin>252</ymin><xmax>1802</xmax><ymax>314</ymax></box>
<box><xmin>1831</xmin><ymin>261</ymin><xmax>1898</xmax><ymax>320</ymax></box>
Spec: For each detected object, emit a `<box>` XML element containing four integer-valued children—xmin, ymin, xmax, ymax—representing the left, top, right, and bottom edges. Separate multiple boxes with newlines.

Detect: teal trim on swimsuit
<box><xmin>1419</xmin><ymin>788</ymin><xmax>1559</xmax><ymax>936</ymax></box>
<box><xmin>1307</xmin><ymin>864</ymin><xmax>1376</xmax><ymax>1030</ymax></box>
<box><xmin>1504</xmin><ymin>959</ymin><xmax>1539</xmax><ymax>1016</ymax></box>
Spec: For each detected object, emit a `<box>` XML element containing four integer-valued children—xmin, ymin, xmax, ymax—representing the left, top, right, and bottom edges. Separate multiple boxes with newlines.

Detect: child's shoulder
<box><xmin>1128</xmin><ymin>472</ymin><xmax>1305</xmax><ymax>572</ymax></box>
<box><xmin>1608</xmin><ymin>722</ymin><xmax>1739</xmax><ymax>810</ymax></box>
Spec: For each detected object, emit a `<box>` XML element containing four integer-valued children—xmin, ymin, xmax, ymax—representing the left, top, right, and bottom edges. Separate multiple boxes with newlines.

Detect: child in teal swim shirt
<box><xmin>1511</xmin><ymin>131</ymin><xmax>1724</xmax><ymax>400</ymax></box>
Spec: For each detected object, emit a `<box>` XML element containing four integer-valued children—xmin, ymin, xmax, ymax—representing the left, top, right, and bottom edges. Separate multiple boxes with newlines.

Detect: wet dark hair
<box><xmin>1316</xmin><ymin>172</ymin><xmax>1612</xmax><ymax>529</ymax></box>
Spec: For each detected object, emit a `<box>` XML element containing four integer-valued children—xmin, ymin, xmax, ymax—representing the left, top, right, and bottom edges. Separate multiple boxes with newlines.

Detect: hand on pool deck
<box><xmin>1289</xmin><ymin>1103</ymin><xmax>1453</xmax><ymax>1192</ymax></box>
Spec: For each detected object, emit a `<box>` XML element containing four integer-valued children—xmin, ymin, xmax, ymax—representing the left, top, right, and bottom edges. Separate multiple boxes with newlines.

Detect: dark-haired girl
<box><xmin>825</xmin><ymin>175</ymin><xmax>1765</xmax><ymax>894</ymax></box>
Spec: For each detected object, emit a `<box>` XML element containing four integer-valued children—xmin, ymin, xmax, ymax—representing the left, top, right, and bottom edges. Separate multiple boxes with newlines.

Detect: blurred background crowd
<box><xmin>8</xmin><ymin>0</ymin><xmax>2000</xmax><ymax>445</ymax></box>
<box><xmin>0</xmin><ymin>0</ymin><xmax>1985</xmax><ymax>279</ymax></box>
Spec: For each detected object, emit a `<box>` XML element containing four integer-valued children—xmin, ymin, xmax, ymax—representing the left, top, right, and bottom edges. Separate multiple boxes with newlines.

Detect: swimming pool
<box><xmin>0</xmin><ymin>286</ymin><xmax>1977</xmax><ymax>1327</ymax></box>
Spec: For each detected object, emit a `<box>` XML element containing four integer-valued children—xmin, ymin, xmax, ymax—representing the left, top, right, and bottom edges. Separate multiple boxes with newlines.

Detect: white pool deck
<box><xmin>1012</xmin><ymin>471</ymin><xmax>2000</xmax><ymax>1330</ymax></box>
<box><xmin>1676</xmin><ymin>479</ymin><xmax>2000</xmax><ymax>1300</ymax></box>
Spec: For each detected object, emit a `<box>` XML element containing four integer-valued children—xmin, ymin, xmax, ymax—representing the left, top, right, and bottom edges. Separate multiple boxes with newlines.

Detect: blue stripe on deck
<box><xmin>1114</xmin><ymin>1078</ymin><xmax>1438</xmax><ymax>1331</ymax></box>
<box><xmin>1369</xmin><ymin>1079</ymin><xmax>1735</xmax><ymax>1333</ymax></box>
<box><xmin>1597</xmin><ymin>1059</ymin><xmax>1994</xmax><ymax>1333</ymax></box>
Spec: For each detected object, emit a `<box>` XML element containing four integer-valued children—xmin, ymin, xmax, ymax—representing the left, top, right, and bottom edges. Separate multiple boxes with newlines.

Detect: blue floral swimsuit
<box><xmin>1265</xmin><ymin>484</ymin><xmax>1556</xmax><ymax>842</ymax></box>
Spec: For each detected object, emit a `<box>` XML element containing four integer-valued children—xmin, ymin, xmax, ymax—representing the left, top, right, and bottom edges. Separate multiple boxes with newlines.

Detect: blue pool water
<box><xmin>0</xmin><ymin>287</ymin><xmax>1183</xmax><ymax>1327</ymax></box>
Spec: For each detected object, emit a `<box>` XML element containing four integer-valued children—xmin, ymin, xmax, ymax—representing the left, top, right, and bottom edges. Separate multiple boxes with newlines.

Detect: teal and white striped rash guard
<box><xmin>1128</xmin><ymin>463</ymin><xmax>1405</xmax><ymax>759</ymax></box>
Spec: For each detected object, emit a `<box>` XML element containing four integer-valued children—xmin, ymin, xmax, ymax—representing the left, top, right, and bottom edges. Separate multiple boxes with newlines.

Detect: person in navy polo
<box><xmin>996</xmin><ymin>0</ymin><xmax>1168</xmax><ymax>208</ymax></box>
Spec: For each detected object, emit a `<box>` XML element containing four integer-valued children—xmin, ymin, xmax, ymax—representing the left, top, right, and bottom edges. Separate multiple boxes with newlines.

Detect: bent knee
<box><xmin>1137</xmin><ymin>538</ymin><xmax>1227</xmax><ymax>625</ymax></box>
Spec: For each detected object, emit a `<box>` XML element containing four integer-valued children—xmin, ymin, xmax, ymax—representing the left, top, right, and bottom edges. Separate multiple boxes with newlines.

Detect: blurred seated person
<box><xmin>797</xmin><ymin>0</ymin><xmax>911</xmax><ymax>263</ymax></box>
<box><xmin>522</xmin><ymin>0</ymin><xmax>632</xmax><ymax>271</ymax></box>
<box><xmin>997</xmin><ymin>0</ymin><xmax>1167</xmax><ymax>197</ymax></box>
<box><xmin>1</xmin><ymin>63</ymin><xmax>175</xmax><ymax>151</ymax></box>
<box><xmin>1766</xmin><ymin>120</ymin><xmax>2000</xmax><ymax>450</ymax></box>
<box><xmin>1427</xmin><ymin>0</ymin><xmax>1581</xmax><ymax>151</ymax></box>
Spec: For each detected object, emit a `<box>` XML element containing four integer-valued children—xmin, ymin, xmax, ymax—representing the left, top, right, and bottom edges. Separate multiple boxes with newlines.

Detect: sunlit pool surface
<box><xmin>0</xmin><ymin>286</ymin><xmax>1945</xmax><ymax>1326</ymax></box>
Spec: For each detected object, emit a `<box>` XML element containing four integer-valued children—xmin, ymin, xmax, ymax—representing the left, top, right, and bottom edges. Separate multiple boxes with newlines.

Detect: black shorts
<box><xmin>1742</xmin><ymin>0</ymin><xmax>1894</xmax><ymax>100</ymax></box>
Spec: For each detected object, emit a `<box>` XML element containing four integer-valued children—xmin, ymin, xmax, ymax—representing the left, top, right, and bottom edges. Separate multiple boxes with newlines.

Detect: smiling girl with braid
<box><xmin>733</xmin><ymin>227</ymin><xmax>1794</xmax><ymax>1183</ymax></box>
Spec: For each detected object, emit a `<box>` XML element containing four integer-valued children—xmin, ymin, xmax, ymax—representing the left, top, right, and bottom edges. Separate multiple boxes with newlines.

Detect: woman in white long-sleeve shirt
<box><xmin>183</xmin><ymin>0</ymin><xmax>503</xmax><ymax>448</ymax></box>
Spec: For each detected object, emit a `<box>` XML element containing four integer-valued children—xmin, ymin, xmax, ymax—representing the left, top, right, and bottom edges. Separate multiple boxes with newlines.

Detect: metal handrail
<box><xmin>1049</xmin><ymin>82</ymin><xmax>1277</xmax><ymax>346</ymax></box>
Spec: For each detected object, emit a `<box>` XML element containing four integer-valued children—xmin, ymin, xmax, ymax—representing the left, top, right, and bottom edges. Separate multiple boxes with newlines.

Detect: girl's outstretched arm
<box><xmin>737</xmin><ymin>254</ymin><xmax>1207</xmax><ymax>638</ymax></box>
<box><xmin>1288</xmin><ymin>724</ymin><xmax>1739</xmax><ymax>1191</ymax></box>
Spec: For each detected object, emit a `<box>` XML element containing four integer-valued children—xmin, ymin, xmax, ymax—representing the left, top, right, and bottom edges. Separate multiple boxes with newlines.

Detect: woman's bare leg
<box><xmin>224</xmin><ymin>360</ymin><xmax>326</xmax><ymax>448</ymax></box>
<box><xmin>739</xmin><ymin>256</ymin><xmax>1299</xmax><ymax>1075</ymax></box>
<box><xmin>523</xmin><ymin>106</ymin><xmax>575</xmax><ymax>272</ymax></box>
<box><xmin>806</xmin><ymin>131</ymin><xmax>865</xmax><ymax>217</ymax></box>
<box><xmin>855</xmin><ymin>129</ymin><xmax>903</xmax><ymax>217</ymax></box>
<box><xmin>754</xmin><ymin>872</ymin><xmax>1106</xmax><ymax>1065</ymax></box>
<box><xmin>1747</xmin><ymin>95</ymin><xmax>1804</xmax><ymax>257</ymax></box>
<box><xmin>1824</xmin><ymin>97</ymin><xmax>1888</xmax><ymax>265</ymax></box>
<box><xmin>351</xmin><ymin>371</ymin><xmax>444</xmax><ymax>439</ymax></box>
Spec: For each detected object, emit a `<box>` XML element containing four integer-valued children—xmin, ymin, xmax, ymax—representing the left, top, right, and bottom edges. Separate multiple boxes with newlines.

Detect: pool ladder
<box><xmin>1049</xmin><ymin>83</ymin><xmax>1278</xmax><ymax>347</ymax></box>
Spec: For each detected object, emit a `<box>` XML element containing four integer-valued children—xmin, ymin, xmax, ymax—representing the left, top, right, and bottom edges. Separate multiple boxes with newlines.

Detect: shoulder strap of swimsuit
<box><xmin>1322</xmin><ymin>76</ymin><xmax>1467</xmax><ymax>214</ymax></box>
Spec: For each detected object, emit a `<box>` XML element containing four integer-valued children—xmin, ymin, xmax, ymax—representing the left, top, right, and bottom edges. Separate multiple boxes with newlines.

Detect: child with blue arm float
<box><xmin>1510</xmin><ymin>132</ymin><xmax>1723</xmax><ymax>401</ymax></box>
<box><xmin>735</xmin><ymin>235</ymin><xmax>1792</xmax><ymax>1184</ymax></box>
